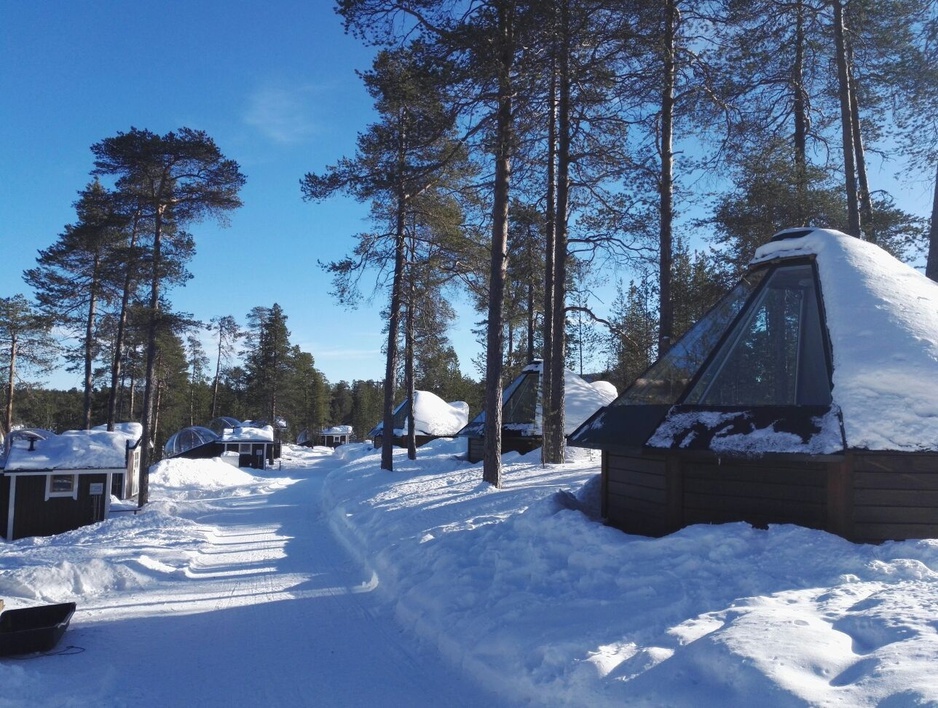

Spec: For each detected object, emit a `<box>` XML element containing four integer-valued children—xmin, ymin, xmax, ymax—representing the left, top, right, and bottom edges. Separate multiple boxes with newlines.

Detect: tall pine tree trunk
<box><xmin>483</xmin><ymin>0</ymin><xmax>515</xmax><ymax>488</ymax></box>
<box><xmin>927</xmin><ymin>163</ymin><xmax>938</xmax><ymax>282</ymax></box>
<box><xmin>658</xmin><ymin>0</ymin><xmax>677</xmax><ymax>356</ymax></box>
<box><xmin>405</xmin><ymin>259</ymin><xmax>417</xmax><ymax>461</ymax></box>
<box><xmin>4</xmin><ymin>335</ymin><xmax>16</xmax><ymax>434</ymax></box>
<box><xmin>212</xmin><ymin>332</ymin><xmax>223</xmax><ymax>418</ymax></box>
<box><xmin>83</xmin><ymin>271</ymin><xmax>99</xmax><ymax>430</ymax></box>
<box><xmin>544</xmin><ymin>0</ymin><xmax>571</xmax><ymax>465</ymax></box>
<box><xmin>107</xmin><ymin>213</ymin><xmax>139</xmax><ymax>430</ymax></box>
<box><xmin>793</xmin><ymin>0</ymin><xmax>808</xmax><ymax>224</ymax></box>
<box><xmin>138</xmin><ymin>204</ymin><xmax>164</xmax><ymax>507</ymax></box>
<box><xmin>833</xmin><ymin>0</ymin><xmax>861</xmax><ymax>237</ymax></box>
<box><xmin>526</xmin><ymin>235</ymin><xmax>536</xmax><ymax>363</ymax></box>
<box><xmin>846</xmin><ymin>37</ymin><xmax>873</xmax><ymax>237</ymax></box>
<box><xmin>542</xmin><ymin>53</ymin><xmax>558</xmax><ymax>467</ymax></box>
<box><xmin>381</xmin><ymin>197</ymin><xmax>406</xmax><ymax>471</ymax></box>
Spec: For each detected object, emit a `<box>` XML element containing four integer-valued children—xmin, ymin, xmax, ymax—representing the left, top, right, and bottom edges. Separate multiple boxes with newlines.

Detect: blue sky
<box><xmin>0</xmin><ymin>1</ymin><xmax>484</xmax><ymax>389</ymax></box>
<box><xmin>3</xmin><ymin>2</ymin><xmax>935</xmax><ymax>391</ymax></box>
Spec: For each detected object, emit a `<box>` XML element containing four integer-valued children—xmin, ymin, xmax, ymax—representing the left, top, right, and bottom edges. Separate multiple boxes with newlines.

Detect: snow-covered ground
<box><xmin>2</xmin><ymin>441</ymin><xmax>938</xmax><ymax>706</ymax></box>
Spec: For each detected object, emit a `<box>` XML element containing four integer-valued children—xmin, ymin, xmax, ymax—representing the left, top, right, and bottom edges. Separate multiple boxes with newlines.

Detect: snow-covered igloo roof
<box><xmin>369</xmin><ymin>391</ymin><xmax>470</xmax><ymax>438</ymax></box>
<box><xmin>460</xmin><ymin>360</ymin><xmax>618</xmax><ymax>438</ymax></box>
<box><xmin>571</xmin><ymin>228</ymin><xmax>938</xmax><ymax>454</ymax></box>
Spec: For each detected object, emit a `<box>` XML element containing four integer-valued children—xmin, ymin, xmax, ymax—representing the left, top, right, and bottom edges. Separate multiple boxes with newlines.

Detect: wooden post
<box><xmin>826</xmin><ymin>454</ymin><xmax>853</xmax><ymax>540</ymax></box>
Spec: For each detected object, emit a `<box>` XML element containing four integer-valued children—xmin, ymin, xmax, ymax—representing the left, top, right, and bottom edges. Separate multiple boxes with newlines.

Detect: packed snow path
<box><xmin>1</xmin><ymin>451</ymin><xmax>488</xmax><ymax>707</ymax></box>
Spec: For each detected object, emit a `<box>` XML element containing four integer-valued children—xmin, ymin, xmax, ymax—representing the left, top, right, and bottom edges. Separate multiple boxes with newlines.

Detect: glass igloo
<box><xmin>163</xmin><ymin>426</ymin><xmax>219</xmax><ymax>458</ymax></box>
<box><xmin>570</xmin><ymin>228</ymin><xmax>938</xmax><ymax>543</ymax></box>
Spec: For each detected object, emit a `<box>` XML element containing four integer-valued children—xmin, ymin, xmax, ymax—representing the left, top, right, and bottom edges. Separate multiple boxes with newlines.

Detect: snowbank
<box><xmin>323</xmin><ymin>440</ymin><xmax>938</xmax><ymax>706</ymax></box>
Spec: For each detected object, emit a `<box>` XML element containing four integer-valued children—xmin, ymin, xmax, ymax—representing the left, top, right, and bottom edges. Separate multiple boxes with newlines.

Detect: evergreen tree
<box><xmin>0</xmin><ymin>295</ymin><xmax>58</xmax><ymax>434</ymax></box>
<box><xmin>330</xmin><ymin>381</ymin><xmax>354</xmax><ymax>428</ymax></box>
<box><xmin>605</xmin><ymin>281</ymin><xmax>657</xmax><ymax>392</ymax></box>
<box><xmin>349</xmin><ymin>379</ymin><xmax>384</xmax><ymax>442</ymax></box>
<box><xmin>243</xmin><ymin>304</ymin><xmax>294</xmax><ymax>426</ymax></box>
<box><xmin>150</xmin><ymin>326</ymin><xmax>191</xmax><ymax>461</ymax></box>
<box><xmin>184</xmin><ymin>329</ymin><xmax>211</xmax><ymax>426</ymax></box>
<box><xmin>709</xmin><ymin>141</ymin><xmax>847</xmax><ymax>276</ymax></box>
<box><xmin>91</xmin><ymin>127</ymin><xmax>245</xmax><ymax>503</ymax></box>
<box><xmin>13</xmin><ymin>387</ymin><xmax>84</xmax><ymax>433</ymax></box>
<box><xmin>24</xmin><ymin>179</ymin><xmax>127</xmax><ymax>429</ymax></box>
<box><xmin>208</xmin><ymin>315</ymin><xmax>242</xmax><ymax>418</ymax></box>
<box><xmin>670</xmin><ymin>241</ymin><xmax>731</xmax><ymax>339</ymax></box>
<box><xmin>290</xmin><ymin>349</ymin><xmax>330</xmax><ymax>440</ymax></box>
<box><xmin>304</xmin><ymin>44</ymin><xmax>472</xmax><ymax>470</ymax></box>
<box><xmin>711</xmin><ymin>0</ymin><xmax>928</xmax><ymax>244</ymax></box>
<box><xmin>887</xmin><ymin>1</ymin><xmax>938</xmax><ymax>278</ymax></box>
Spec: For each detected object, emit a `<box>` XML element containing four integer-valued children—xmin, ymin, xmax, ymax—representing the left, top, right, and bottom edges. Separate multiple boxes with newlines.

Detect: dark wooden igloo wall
<box><xmin>603</xmin><ymin>447</ymin><xmax>938</xmax><ymax>543</ymax></box>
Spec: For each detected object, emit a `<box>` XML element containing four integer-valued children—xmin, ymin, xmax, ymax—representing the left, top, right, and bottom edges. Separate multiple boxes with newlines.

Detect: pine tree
<box><xmin>0</xmin><ymin>295</ymin><xmax>58</xmax><ymax>434</ymax></box>
<box><xmin>243</xmin><ymin>304</ymin><xmax>294</xmax><ymax>426</ymax></box>
<box><xmin>605</xmin><ymin>282</ymin><xmax>657</xmax><ymax>392</ymax></box>
<box><xmin>91</xmin><ymin>127</ymin><xmax>245</xmax><ymax>502</ymax></box>
<box><xmin>184</xmin><ymin>329</ymin><xmax>210</xmax><ymax>426</ymax></box>
<box><xmin>208</xmin><ymin>315</ymin><xmax>242</xmax><ymax>418</ymax></box>
<box><xmin>304</xmin><ymin>44</ymin><xmax>472</xmax><ymax>470</ymax></box>
<box><xmin>24</xmin><ymin>179</ymin><xmax>127</xmax><ymax>429</ymax></box>
<box><xmin>290</xmin><ymin>349</ymin><xmax>330</xmax><ymax>439</ymax></box>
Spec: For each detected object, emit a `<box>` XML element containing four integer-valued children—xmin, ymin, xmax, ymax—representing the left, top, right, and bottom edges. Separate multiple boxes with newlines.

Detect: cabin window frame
<box><xmin>45</xmin><ymin>473</ymin><xmax>78</xmax><ymax>501</ymax></box>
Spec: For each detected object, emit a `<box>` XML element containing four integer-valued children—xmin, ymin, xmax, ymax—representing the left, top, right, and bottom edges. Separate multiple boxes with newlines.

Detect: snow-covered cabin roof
<box><xmin>92</xmin><ymin>422</ymin><xmax>143</xmax><ymax>438</ymax></box>
<box><xmin>321</xmin><ymin>425</ymin><xmax>353</xmax><ymax>436</ymax></box>
<box><xmin>369</xmin><ymin>391</ymin><xmax>470</xmax><ymax>438</ymax></box>
<box><xmin>571</xmin><ymin>228</ymin><xmax>938</xmax><ymax>454</ymax></box>
<box><xmin>460</xmin><ymin>361</ymin><xmax>618</xmax><ymax>437</ymax></box>
<box><xmin>220</xmin><ymin>424</ymin><xmax>275</xmax><ymax>442</ymax></box>
<box><xmin>3</xmin><ymin>428</ymin><xmax>139</xmax><ymax>471</ymax></box>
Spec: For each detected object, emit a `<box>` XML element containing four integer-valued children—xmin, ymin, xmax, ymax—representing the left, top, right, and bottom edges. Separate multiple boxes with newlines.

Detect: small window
<box><xmin>46</xmin><ymin>474</ymin><xmax>78</xmax><ymax>500</ymax></box>
<box><xmin>239</xmin><ymin>443</ymin><xmax>252</xmax><ymax>453</ymax></box>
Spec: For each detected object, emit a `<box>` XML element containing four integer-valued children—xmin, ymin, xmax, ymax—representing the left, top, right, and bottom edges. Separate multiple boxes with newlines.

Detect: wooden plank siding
<box><xmin>0</xmin><ymin>476</ymin><xmax>9</xmax><ymax>537</ymax></box>
<box><xmin>602</xmin><ymin>447</ymin><xmax>938</xmax><ymax>543</ymax></box>
<box><xmin>681</xmin><ymin>457</ymin><xmax>829</xmax><ymax>531</ymax></box>
<box><xmin>467</xmin><ymin>437</ymin><xmax>485</xmax><ymax>464</ymax></box>
<box><xmin>466</xmin><ymin>436</ymin><xmax>542</xmax><ymax>464</ymax></box>
<box><xmin>850</xmin><ymin>452</ymin><xmax>938</xmax><ymax>542</ymax></box>
<box><xmin>9</xmin><ymin>472</ymin><xmax>110</xmax><ymax>540</ymax></box>
<box><xmin>605</xmin><ymin>451</ymin><xmax>671</xmax><ymax>536</ymax></box>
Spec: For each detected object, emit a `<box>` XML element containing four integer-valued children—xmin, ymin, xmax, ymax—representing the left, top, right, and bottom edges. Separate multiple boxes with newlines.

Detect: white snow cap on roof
<box><xmin>5</xmin><ymin>428</ymin><xmax>138</xmax><ymax>471</ymax></box>
<box><xmin>322</xmin><ymin>425</ymin><xmax>353</xmax><ymax>435</ymax></box>
<box><xmin>92</xmin><ymin>422</ymin><xmax>143</xmax><ymax>438</ymax></box>
<box><xmin>753</xmin><ymin>228</ymin><xmax>938</xmax><ymax>451</ymax></box>
<box><xmin>220</xmin><ymin>424</ymin><xmax>275</xmax><ymax>442</ymax></box>
<box><xmin>408</xmin><ymin>391</ymin><xmax>470</xmax><ymax>436</ymax></box>
<box><xmin>563</xmin><ymin>370</ymin><xmax>617</xmax><ymax>434</ymax></box>
<box><xmin>590</xmin><ymin>380</ymin><xmax>618</xmax><ymax>400</ymax></box>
